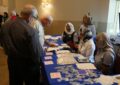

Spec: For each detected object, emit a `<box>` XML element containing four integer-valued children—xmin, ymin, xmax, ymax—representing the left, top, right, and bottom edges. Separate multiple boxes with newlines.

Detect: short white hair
<box><xmin>11</xmin><ymin>10</ymin><xmax>16</xmax><ymax>16</ymax></box>
<box><xmin>46</xmin><ymin>15</ymin><xmax>53</xmax><ymax>23</ymax></box>
<box><xmin>41</xmin><ymin>15</ymin><xmax>53</xmax><ymax>24</ymax></box>
<box><xmin>21</xmin><ymin>4</ymin><xmax>38</xmax><ymax>18</ymax></box>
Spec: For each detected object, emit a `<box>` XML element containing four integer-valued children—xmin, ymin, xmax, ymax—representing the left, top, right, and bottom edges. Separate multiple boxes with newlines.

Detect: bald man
<box><xmin>1</xmin><ymin>5</ymin><xmax>42</xmax><ymax>85</ymax></box>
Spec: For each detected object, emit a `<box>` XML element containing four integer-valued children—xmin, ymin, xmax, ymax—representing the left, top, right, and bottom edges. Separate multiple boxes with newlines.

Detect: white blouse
<box><xmin>78</xmin><ymin>39</ymin><xmax>95</xmax><ymax>63</ymax></box>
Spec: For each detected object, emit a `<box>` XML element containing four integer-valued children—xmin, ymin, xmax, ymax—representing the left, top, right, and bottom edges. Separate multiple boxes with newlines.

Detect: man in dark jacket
<box><xmin>1</xmin><ymin>5</ymin><xmax>43</xmax><ymax>85</ymax></box>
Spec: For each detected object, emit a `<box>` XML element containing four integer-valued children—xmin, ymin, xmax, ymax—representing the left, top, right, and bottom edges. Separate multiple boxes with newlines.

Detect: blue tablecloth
<box><xmin>41</xmin><ymin>36</ymin><xmax>118</xmax><ymax>85</ymax></box>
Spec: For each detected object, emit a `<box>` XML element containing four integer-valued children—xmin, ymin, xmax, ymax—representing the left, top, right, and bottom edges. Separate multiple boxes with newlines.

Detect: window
<box><xmin>107</xmin><ymin>0</ymin><xmax>120</xmax><ymax>35</ymax></box>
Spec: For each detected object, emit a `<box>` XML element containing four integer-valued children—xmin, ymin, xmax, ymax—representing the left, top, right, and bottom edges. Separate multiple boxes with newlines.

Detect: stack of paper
<box><xmin>56</xmin><ymin>50</ymin><xmax>70</xmax><ymax>54</ymax></box>
<box><xmin>47</xmin><ymin>47</ymin><xmax>60</xmax><ymax>51</ymax></box>
<box><xmin>57</xmin><ymin>56</ymin><xmax>77</xmax><ymax>65</ymax></box>
<box><xmin>61</xmin><ymin>44</ymin><xmax>68</xmax><ymax>46</ymax></box>
<box><xmin>57</xmin><ymin>53</ymin><xmax>70</xmax><ymax>58</ymax></box>
<box><xmin>45</xmin><ymin>35</ymin><xmax>62</xmax><ymax>40</ymax></box>
<box><xmin>44</xmin><ymin>61</ymin><xmax>53</xmax><ymax>65</ymax></box>
<box><xmin>73</xmin><ymin>53</ymin><xmax>89</xmax><ymax>63</ymax></box>
<box><xmin>76</xmin><ymin>63</ymin><xmax>96</xmax><ymax>70</ymax></box>
<box><xmin>45</xmin><ymin>35</ymin><xmax>52</xmax><ymax>39</ymax></box>
<box><xmin>113</xmin><ymin>75</ymin><xmax>120</xmax><ymax>85</ymax></box>
<box><xmin>46</xmin><ymin>45</ymin><xmax>70</xmax><ymax>52</ymax></box>
<box><xmin>46</xmin><ymin>52</ymin><xmax>53</xmax><ymax>56</ymax></box>
<box><xmin>51</xmin><ymin>37</ymin><xmax>59</xmax><ymax>40</ymax></box>
<box><xmin>44</xmin><ymin>56</ymin><xmax>52</xmax><ymax>60</ymax></box>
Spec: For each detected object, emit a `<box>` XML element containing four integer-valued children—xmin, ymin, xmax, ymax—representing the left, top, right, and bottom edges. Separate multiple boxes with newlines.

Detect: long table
<box><xmin>41</xmin><ymin>35</ymin><xmax>118</xmax><ymax>85</ymax></box>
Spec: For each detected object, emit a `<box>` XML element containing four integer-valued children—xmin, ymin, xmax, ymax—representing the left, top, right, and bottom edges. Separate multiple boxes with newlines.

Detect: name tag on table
<box><xmin>44</xmin><ymin>56</ymin><xmax>52</xmax><ymax>60</ymax></box>
<box><xmin>44</xmin><ymin>61</ymin><xmax>53</xmax><ymax>65</ymax></box>
<box><xmin>50</xmin><ymin>72</ymin><xmax>62</xmax><ymax>79</ymax></box>
<box><xmin>46</xmin><ymin>52</ymin><xmax>53</xmax><ymax>56</ymax></box>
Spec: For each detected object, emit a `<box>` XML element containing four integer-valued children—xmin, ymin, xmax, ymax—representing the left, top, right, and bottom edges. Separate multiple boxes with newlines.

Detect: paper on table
<box><xmin>57</xmin><ymin>54</ymin><xmax>69</xmax><ymax>58</ymax></box>
<box><xmin>60</xmin><ymin>44</ymin><xmax>70</xmax><ymax>48</ymax></box>
<box><xmin>113</xmin><ymin>75</ymin><xmax>120</xmax><ymax>85</ymax></box>
<box><xmin>57</xmin><ymin>56</ymin><xmax>77</xmax><ymax>65</ymax></box>
<box><xmin>44</xmin><ymin>61</ymin><xmax>53</xmax><ymax>65</ymax></box>
<box><xmin>96</xmin><ymin>75</ymin><xmax>118</xmax><ymax>85</ymax></box>
<box><xmin>45</xmin><ymin>35</ymin><xmax>52</xmax><ymax>39</ymax></box>
<box><xmin>50</xmin><ymin>36</ymin><xmax>62</xmax><ymax>40</ymax></box>
<box><xmin>57</xmin><ymin>53</ymin><xmax>75</xmax><ymax>58</ymax></box>
<box><xmin>56</xmin><ymin>50</ymin><xmax>70</xmax><ymax>54</ymax></box>
<box><xmin>73</xmin><ymin>53</ymin><xmax>89</xmax><ymax>62</ymax></box>
<box><xmin>47</xmin><ymin>47</ymin><xmax>59</xmax><ymax>52</ymax></box>
<box><xmin>46</xmin><ymin>52</ymin><xmax>53</xmax><ymax>55</ymax></box>
<box><xmin>44</xmin><ymin>56</ymin><xmax>52</xmax><ymax>60</ymax></box>
<box><xmin>76</xmin><ymin>63</ymin><xmax>96</xmax><ymax>70</ymax></box>
<box><xmin>61</xmin><ymin>44</ymin><xmax>68</xmax><ymax>46</ymax></box>
<box><xmin>47</xmin><ymin>45</ymin><xmax>69</xmax><ymax>52</ymax></box>
<box><xmin>51</xmin><ymin>37</ymin><xmax>59</xmax><ymax>40</ymax></box>
<box><xmin>50</xmin><ymin>72</ymin><xmax>61</xmax><ymax>79</ymax></box>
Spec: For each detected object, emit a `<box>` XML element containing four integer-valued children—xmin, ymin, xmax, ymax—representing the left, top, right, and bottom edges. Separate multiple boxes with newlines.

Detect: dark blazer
<box><xmin>1</xmin><ymin>17</ymin><xmax>43</xmax><ymax>65</ymax></box>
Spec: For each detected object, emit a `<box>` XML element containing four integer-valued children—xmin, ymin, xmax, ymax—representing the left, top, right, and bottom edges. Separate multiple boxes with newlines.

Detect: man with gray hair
<box><xmin>1</xmin><ymin>5</ymin><xmax>42</xmax><ymax>85</ymax></box>
<box><xmin>39</xmin><ymin>15</ymin><xmax>58</xmax><ymax>47</ymax></box>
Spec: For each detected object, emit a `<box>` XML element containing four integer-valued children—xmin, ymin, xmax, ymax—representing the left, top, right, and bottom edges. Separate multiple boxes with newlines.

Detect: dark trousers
<box><xmin>8</xmin><ymin>57</ymin><xmax>40</xmax><ymax>85</ymax></box>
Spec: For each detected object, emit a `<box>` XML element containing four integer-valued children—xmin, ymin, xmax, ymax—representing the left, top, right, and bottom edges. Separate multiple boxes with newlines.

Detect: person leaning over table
<box><xmin>39</xmin><ymin>15</ymin><xmax>59</xmax><ymax>47</ymax></box>
<box><xmin>0</xmin><ymin>5</ymin><xmax>43</xmax><ymax>85</ymax></box>
<box><xmin>78</xmin><ymin>30</ymin><xmax>95</xmax><ymax>63</ymax></box>
<box><xmin>62</xmin><ymin>22</ymin><xmax>79</xmax><ymax>51</ymax></box>
<box><xmin>94</xmin><ymin>32</ymin><xmax>115</xmax><ymax>75</ymax></box>
<box><xmin>29</xmin><ymin>12</ymin><xmax>57</xmax><ymax>48</ymax></box>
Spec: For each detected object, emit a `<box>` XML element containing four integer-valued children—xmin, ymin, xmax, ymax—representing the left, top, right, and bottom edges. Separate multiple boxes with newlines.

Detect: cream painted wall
<box><xmin>8</xmin><ymin>0</ymin><xmax>15</xmax><ymax>13</ymax></box>
<box><xmin>14</xmin><ymin>0</ymin><xmax>41</xmax><ymax>15</ymax></box>
<box><xmin>8</xmin><ymin>0</ymin><xmax>110</xmax><ymax>34</ymax></box>
<box><xmin>0</xmin><ymin>0</ymin><xmax>8</xmax><ymax>14</ymax></box>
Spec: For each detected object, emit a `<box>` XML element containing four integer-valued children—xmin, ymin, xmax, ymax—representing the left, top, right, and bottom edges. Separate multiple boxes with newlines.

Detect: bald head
<box><xmin>20</xmin><ymin>4</ymin><xmax>38</xmax><ymax>22</ymax></box>
<box><xmin>21</xmin><ymin>4</ymin><xmax>38</xmax><ymax>23</ymax></box>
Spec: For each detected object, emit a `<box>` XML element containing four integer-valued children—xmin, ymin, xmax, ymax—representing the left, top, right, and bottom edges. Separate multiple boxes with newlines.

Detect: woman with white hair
<box><xmin>78</xmin><ymin>30</ymin><xmax>95</xmax><ymax>63</ymax></box>
<box><xmin>62</xmin><ymin>22</ymin><xmax>78</xmax><ymax>50</ymax></box>
<box><xmin>95</xmin><ymin>32</ymin><xmax>115</xmax><ymax>75</ymax></box>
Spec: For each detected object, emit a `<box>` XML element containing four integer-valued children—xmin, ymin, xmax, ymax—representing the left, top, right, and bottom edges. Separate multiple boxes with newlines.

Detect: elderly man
<box><xmin>39</xmin><ymin>15</ymin><xmax>56</xmax><ymax>47</ymax></box>
<box><xmin>1</xmin><ymin>5</ymin><xmax>42</xmax><ymax>85</ymax></box>
<box><xmin>39</xmin><ymin>15</ymin><xmax>59</xmax><ymax>47</ymax></box>
<box><xmin>29</xmin><ymin>10</ymin><xmax>56</xmax><ymax>48</ymax></box>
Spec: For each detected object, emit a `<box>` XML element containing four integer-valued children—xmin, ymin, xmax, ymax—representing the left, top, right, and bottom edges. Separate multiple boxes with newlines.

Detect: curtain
<box><xmin>107</xmin><ymin>0</ymin><xmax>120</xmax><ymax>35</ymax></box>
